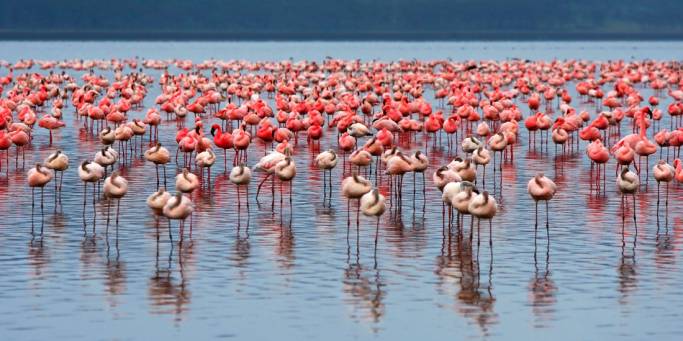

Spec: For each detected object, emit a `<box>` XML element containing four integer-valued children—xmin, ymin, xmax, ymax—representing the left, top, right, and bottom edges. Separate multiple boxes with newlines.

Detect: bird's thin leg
<box><xmin>168</xmin><ymin>219</ymin><xmax>173</xmax><ymax>242</ymax></box>
<box><xmin>92</xmin><ymin>183</ymin><xmax>97</xmax><ymax>234</ymax></box>
<box><xmin>545</xmin><ymin>201</ymin><xmax>549</xmax><ymax>238</ymax></box>
<box><xmin>632</xmin><ymin>193</ymin><xmax>637</xmax><ymax>228</ymax></box>
<box><xmin>31</xmin><ymin>187</ymin><xmax>35</xmax><ymax>226</ymax></box>
<box><xmin>106</xmin><ymin>198</ymin><xmax>111</xmax><ymax>232</ymax></box>
<box><xmin>477</xmin><ymin>218</ymin><xmax>481</xmax><ymax>249</ymax></box>
<box><xmin>255</xmin><ymin>173</ymin><xmax>271</xmax><ymax>204</ymax></box>
<box><xmin>489</xmin><ymin>219</ymin><xmax>493</xmax><ymax>247</ymax></box>
<box><xmin>375</xmin><ymin>216</ymin><xmax>380</xmax><ymax>250</ymax></box>
<box><xmin>40</xmin><ymin>187</ymin><xmax>44</xmax><ymax>232</ymax></box>
<box><xmin>246</xmin><ymin>186</ymin><xmax>250</xmax><ymax>212</ymax></box>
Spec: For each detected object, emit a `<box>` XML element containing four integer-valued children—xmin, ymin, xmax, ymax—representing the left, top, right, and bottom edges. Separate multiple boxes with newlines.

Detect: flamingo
<box><xmin>195</xmin><ymin>148</ymin><xmax>216</xmax><ymax>188</ymax></box>
<box><xmin>349</xmin><ymin>149</ymin><xmax>372</xmax><ymax>176</ymax></box>
<box><xmin>341</xmin><ymin>174</ymin><xmax>372</xmax><ymax>229</ymax></box>
<box><xmin>163</xmin><ymin>192</ymin><xmax>194</xmax><ymax>241</ymax></box>
<box><xmin>448</xmin><ymin>157</ymin><xmax>476</xmax><ymax>182</ymax></box>
<box><xmin>175</xmin><ymin>168</ymin><xmax>200</xmax><ymax>193</ymax></box>
<box><xmin>103</xmin><ymin>171</ymin><xmax>128</xmax><ymax>228</ymax></box>
<box><xmin>78</xmin><ymin>160</ymin><xmax>104</xmax><ymax>231</ymax></box>
<box><xmin>144</xmin><ymin>143</ymin><xmax>171</xmax><ymax>188</ymax></box>
<box><xmin>0</xmin><ymin>131</ymin><xmax>10</xmax><ymax>173</ymax></box>
<box><xmin>472</xmin><ymin>146</ymin><xmax>491</xmax><ymax>187</ymax></box>
<box><xmin>44</xmin><ymin>150</ymin><xmax>68</xmax><ymax>200</ymax></box>
<box><xmin>274</xmin><ymin>156</ymin><xmax>297</xmax><ymax>210</ymax></box>
<box><xmin>527</xmin><ymin>173</ymin><xmax>557</xmax><ymax>233</ymax></box>
<box><xmin>488</xmin><ymin>132</ymin><xmax>508</xmax><ymax>171</ymax></box>
<box><xmin>94</xmin><ymin>146</ymin><xmax>118</xmax><ymax>176</ymax></box>
<box><xmin>461</xmin><ymin>136</ymin><xmax>481</xmax><ymax>155</ymax></box>
<box><xmin>27</xmin><ymin>163</ymin><xmax>54</xmax><ymax>230</ymax></box>
<box><xmin>674</xmin><ymin>159</ymin><xmax>683</xmax><ymax>183</ymax></box>
<box><xmin>315</xmin><ymin>149</ymin><xmax>338</xmax><ymax>202</ymax></box>
<box><xmin>360</xmin><ymin>188</ymin><xmax>386</xmax><ymax>248</ymax></box>
<box><xmin>468</xmin><ymin>191</ymin><xmax>498</xmax><ymax>247</ymax></box>
<box><xmin>410</xmin><ymin>151</ymin><xmax>429</xmax><ymax>199</ymax></box>
<box><xmin>451</xmin><ymin>181</ymin><xmax>478</xmax><ymax>233</ymax></box>
<box><xmin>210</xmin><ymin>124</ymin><xmax>233</xmax><ymax>171</ymax></box>
<box><xmin>432</xmin><ymin>165</ymin><xmax>461</xmax><ymax>191</ymax></box>
<box><xmin>99</xmin><ymin>127</ymin><xmax>115</xmax><ymax>145</ymax></box>
<box><xmin>38</xmin><ymin>115</ymin><xmax>65</xmax><ymax>146</ymax></box>
<box><xmin>229</xmin><ymin>164</ymin><xmax>252</xmax><ymax>213</ymax></box>
<box><xmin>385</xmin><ymin>152</ymin><xmax>413</xmax><ymax>210</ymax></box>
<box><xmin>617</xmin><ymin>166</ymin><xmax>639</xmax><ymax>226</ymax></box>
<box><xmin>9</xmin><ymin>129</ymin><xmax>29</xmax><ymax>169</ymax></box>
<box><xmin>254</xmin><ymin>150</ymin><xmax>287</xmax><ymax>206</ymax></box>
<box><xmin>232</xmin><ymin>124</ymin><xmax>251</xmax><ymax>165</ymax></box>
<box><xmin>147</xmin><ymin>188</ymin><xmax>171</xmax><ymax>216</ymax></box>
<box><xmin>653</xmin><ymin>160</ymin><xmax>674</xmax><ymax>214</ymax></box>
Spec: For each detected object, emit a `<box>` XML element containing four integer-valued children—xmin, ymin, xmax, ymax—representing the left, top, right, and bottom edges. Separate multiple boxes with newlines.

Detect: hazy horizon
<box><xmin>2</xmin><ymin>0</ymin><xmax>683</xmax><ymax>41</ymax></box>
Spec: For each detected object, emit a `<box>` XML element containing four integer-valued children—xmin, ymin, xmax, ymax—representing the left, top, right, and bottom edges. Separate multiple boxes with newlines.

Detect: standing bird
<box><xmin>432</xmin><ymin>165</ymin><xmax>461</xmax><ymax>191</ymax></box>
<box><xmin>441</xmin><ymin>181</ymin><xmax>462</xmax><ymax>229</ymax></box>
<box><xmin>230</xmin><ymin>163</ymin><xmax>252</xmax><ymax>212</ymax></box>
<box><xmin>78</xmin><ymin>160</ymin><xmax>104</xmax><ymax>231</ymax></box>
<box><xmin>163</xmin><ymin>192</ymin><xmax>194</xmax><ymax>241</ymax></box>
<box><xmin>410</xmin><ymin>151</ymin><xmax>429</xmax><ymax>200</ymax></box>
<box><xmin>195</xmin><ymin>148</ymin><xmax>217</xmax><ymax>188</ymax></box>
<box><xmin>385</xmin><ymin>152</ymin><xmax>413</xmax><ymax>210</ymax></box>
<box><xmin>617</xmin><ymin>166</ymin><xmax>639</xmax><ymax>225</ymax></box>
<box><xmin>315</xmin><ymin>149</ymin><xmax>338</xmax><ymax>201</ymax></box>
<box><xmin>488</xmin><ymin>132</ymin><xmax>508</xmax><ymax>171</ymax></box>
<box><xmin>341</xmin><ymin>174</ymin><xmax>372</xmax><ymax>228</ymax></box>
<box><xmin>275</xmin><ymin>156</ymin><xmax>297</xmax><ymax>210</ymax></box>
<box><xmin>468</xmin><ymin>191</ymin><xmax>498</xmax><ymax>247</ymax></box>
<box><xmin>472</xmin><ymin>146</ymin><xmax>491</xmax><ymax>187</ymax></box>
<box><xmin>94</xmin><ymin>146</ymin><xmax>118</xmax><ymax>176</ymax></box>
<box><xmin>44</xmin><ymin>150</ymin><xmax>68</xmax><ymax>199</ymax></box>
<box><xmin>360</xmin><ymin>188</ymin><xmax>386</xmax><ymax>248</ymax></box>
<box><xmin>100</xmin><ymin>127</ymin><xmax>115</xmax><ymax>145</ymax></box>
<box><xmin>103</xmin><ymin>171</ymin><xmax>128</xmax><ymax>228</ymax></box>
<box><xmin>10</xmin><ymin>129</ymin><xmax>29</xmax><ymax>169</ymax></box>
<box><xmin>349</xmin><ymin>149</ymin><xmax>372</xmax><ymax>176</ymax></box>
<box><xmin>653</xmin><ymin>160</ymin><xmax>674</xmax><ymax>213</ymax></box>
<box><xmin>144</xmin><ymin>143</ymin><xmax>171</xmax><ymax>189</ymax></box>
<box><xmin>461</xmin><ymin>136</ymin><xmax>481</xmax><ymax>155</ymax></box>
<box><xmin>147</xmin><ymin>188</ymin><xmax>171</xmax><ymax>215</ymax></box>
<box><xmin>254</xmin><ymin>150</ymin><xmax>287</xmax><ymax>205</ymax></box>
<box><xmin>449</xmin><ymin>157</ymin><xmax>476</xmax><ymax>182</ymax></box>
<box><xmin>210</xmin><ymin>124</ymin><xmax>233</xmax><ymax>171</ymax></box>
<box><xmin>527</xmin><ymin>173</ymin><xmax>557</xmax><ymax>234</ymax></box>
<box><xmin>27</xmin><ymin>163</ymin><xmax>54</xmax><ymax>230</ymax></box>
<box><xmin>0</xmin><ymin>131</ymin><xmax>11</xmax><ymax>174</ymax></box>
<box><xmin>451</xmin><ymin>181</ymin><xmax>478</xmax><ymax>232</ymax></box>
<box><xmin>175</xmin><ymin>168</ymin><xmax>200</xmax><ymax>193</ymax></box>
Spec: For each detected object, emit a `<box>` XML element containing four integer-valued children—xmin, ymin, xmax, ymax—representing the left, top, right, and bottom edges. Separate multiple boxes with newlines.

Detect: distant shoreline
<box><xmin>1</xmin><ymin>31</ymin><xmax>682</xmax><ymax>41</ymax></box>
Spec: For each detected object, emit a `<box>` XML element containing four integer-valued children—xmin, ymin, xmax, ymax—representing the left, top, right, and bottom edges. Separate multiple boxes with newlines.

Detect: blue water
<box><xmin>0</xmin><ymin>41</ymin><xmax>682</xmax><ymax>340</ymax></box>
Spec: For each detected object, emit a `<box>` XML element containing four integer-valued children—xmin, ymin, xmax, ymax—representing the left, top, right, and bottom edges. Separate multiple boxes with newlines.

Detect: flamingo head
<box><xmin>210</xmin><ymin>124</ymin><xmax>220</xmax><ymax>136</ymax></box>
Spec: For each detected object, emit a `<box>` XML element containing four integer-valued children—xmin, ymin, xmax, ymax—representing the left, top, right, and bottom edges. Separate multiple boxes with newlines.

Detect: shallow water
<box><xmin>1</xmin><ymin>41</ymin><xmax>683</xmax><ymax>340</ymax></box>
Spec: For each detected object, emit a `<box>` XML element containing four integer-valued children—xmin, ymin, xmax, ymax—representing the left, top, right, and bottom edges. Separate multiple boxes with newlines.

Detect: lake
<box><xmin>1</xmin><ymin>41</ymin><xmax>683</xmax><ymax>340</ymax></box>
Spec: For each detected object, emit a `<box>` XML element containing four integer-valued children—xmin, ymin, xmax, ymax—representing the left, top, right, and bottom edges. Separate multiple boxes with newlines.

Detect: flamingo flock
<box><xmin>0</xmin><ymin>57</ymin><xmax>680</xmax><ymax>248</ymax></box>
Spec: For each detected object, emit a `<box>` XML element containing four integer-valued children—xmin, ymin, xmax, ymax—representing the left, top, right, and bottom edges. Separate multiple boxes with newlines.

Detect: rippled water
<box><xmin>1</xmin><ymin>41</ymin><xmax>683</xmax><ymax>340</ymax></box>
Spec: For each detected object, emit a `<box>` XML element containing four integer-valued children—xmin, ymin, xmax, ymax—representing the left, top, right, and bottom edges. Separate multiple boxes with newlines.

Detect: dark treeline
<box><xmin>1</xmin><ymin>0</ymin><xmax>682</xmax><ymax>40</ymax></box>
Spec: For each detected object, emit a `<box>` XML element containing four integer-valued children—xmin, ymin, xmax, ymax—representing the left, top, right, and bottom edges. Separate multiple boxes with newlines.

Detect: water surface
<box><xmin>0</xmin><ymin>41</ymin><xmax>682</xmax><ymax>340</ymax></box>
